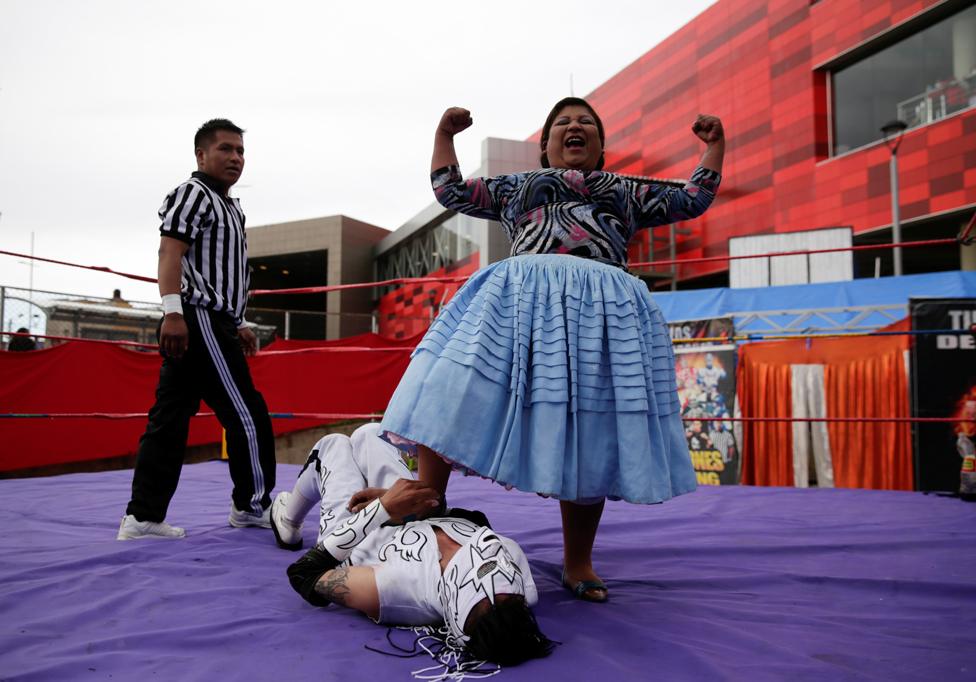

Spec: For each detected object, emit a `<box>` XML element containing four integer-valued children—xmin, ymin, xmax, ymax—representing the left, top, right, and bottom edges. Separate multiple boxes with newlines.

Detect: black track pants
<box><xmin>126</xmin><ymin>306</ymin><xmax>275</xmax><ymax>522</ymax></box>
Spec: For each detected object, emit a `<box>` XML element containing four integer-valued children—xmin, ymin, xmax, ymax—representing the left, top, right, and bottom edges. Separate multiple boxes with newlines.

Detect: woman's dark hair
<box><xmin>540</xmin><ymin>96</ymin><xmax>606</xmax><ymax>170</ymax></box>
<box><xmin>465</xmin><ymin>596</ymin><xmax>555</xmax><ymax>666</ymax></box>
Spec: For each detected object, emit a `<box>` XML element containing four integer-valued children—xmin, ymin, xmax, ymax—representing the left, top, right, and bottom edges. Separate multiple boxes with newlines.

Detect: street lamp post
<box><xmin>881</xmin><ymin>120</ymin><xmax>908</xmax><ymax>277</ymax></box>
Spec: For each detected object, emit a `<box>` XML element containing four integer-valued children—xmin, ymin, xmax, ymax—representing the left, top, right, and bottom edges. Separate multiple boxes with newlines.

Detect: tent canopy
<box><xmin>652</xmin><ymin>270</ymin><xmax>976</xmax><ymax>327</ymax></box>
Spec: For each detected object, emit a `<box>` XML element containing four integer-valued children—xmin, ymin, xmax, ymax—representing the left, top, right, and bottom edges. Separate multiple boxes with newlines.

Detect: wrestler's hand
<box><xmin>379</xmin><ymin>479</ymin><xmax>442</xmax><ymax>524</ymax></box>
<box><xmin>437</xmin><ymin>107</ymin><xmax>473</xmax><ymax>138</ymax></box>
<box><xmin>692</xmin><ymin>114</ymin><xmax>724</xmax><ymax>145</ymax></box>
<box><xmin>238</xmin><ymin>325</ymin><xmax>258</xmax><ymax>356</ymax></box>
<box><xmin>160</xmin><ymin>314</ymin><xmax>189</xmax><ymax>360</ymax></box>
<box><xmin>348</xmin><ymin>487</ymin><xmax>387</xmax><ymax>514</ymax></box>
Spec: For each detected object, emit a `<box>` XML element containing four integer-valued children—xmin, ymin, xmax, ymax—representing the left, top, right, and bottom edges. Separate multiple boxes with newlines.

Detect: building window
<box><xmin>831</xmin><ymin>4</ymin><xmax>976</xmax><ymax>155</ymax></box>
<box><xmin>376</xmin><ymin>216</ymin><xmax>480</xmax><ymax>283</ymax></box>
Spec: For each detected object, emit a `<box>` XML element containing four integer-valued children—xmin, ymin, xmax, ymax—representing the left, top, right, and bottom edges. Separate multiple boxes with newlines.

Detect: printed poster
<box><xmin>911</xmin><ymin>298</ymin><xmax>976</xmax><ymax>493</ymax></box>
<box><xmin>671</xmin><ymin>318</ymin><xmax>739</xmax><ymax>485</ymax></box>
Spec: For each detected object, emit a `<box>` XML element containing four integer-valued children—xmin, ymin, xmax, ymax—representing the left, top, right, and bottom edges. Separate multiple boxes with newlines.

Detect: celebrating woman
<box><xmin>381</xmin><ymin>97</ymin><xmax>724</xmax><ymax>602</ymax></box>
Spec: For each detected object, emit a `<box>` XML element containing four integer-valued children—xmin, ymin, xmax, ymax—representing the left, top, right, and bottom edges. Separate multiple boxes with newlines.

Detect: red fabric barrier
<box><xmin>0</xmin><ymin>339</ymin><xmax>414</xmax><ymax>472</ymax></box>
<box><xmin>262</xmin><ymin>331</ymin><xmax>423</xmax><ymax>351</ymax></box>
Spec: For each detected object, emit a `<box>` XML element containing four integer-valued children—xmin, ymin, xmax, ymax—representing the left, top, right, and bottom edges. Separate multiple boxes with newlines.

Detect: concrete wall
<box><xmin>247</xmin><ymin>216</ymin><xmax>389</xmax><ymax>339</ymax></box>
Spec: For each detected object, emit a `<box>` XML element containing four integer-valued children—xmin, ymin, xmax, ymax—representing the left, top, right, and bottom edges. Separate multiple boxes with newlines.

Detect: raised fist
<box><xmin>437</xmin><ymin>107</ymin><xmax>473</xmax><ymax>137</ymax></box>
<box><xmin>692</xmin><ymin>114</ymin><xmax>724</xmax><ymax>145</ymax></box>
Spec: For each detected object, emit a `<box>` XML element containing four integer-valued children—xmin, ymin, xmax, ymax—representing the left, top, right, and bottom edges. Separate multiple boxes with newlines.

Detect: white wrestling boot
<box><xmin>117</xmin><ymin>514</ymin><xmax>186</xmax><ymax>540</ymax></box>
<box><xmin>270</xmin><ymin>492</ymin><xmax>304</xmax><ymax>551</ymax></box>
<box><xmin>228</xmin><ymin>502</ymin><xmax>272</xmax><ymax>529</ymax></box>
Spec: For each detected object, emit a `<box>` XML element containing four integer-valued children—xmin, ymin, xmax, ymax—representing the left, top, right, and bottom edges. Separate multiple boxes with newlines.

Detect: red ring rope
<box><xmin>1</xmin><ymin>236</ymin><xmax>963</xmax><ymax>297</ymax></box>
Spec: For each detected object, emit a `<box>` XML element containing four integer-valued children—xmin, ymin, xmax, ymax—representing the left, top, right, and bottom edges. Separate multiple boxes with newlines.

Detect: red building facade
<box><xmin>376</xmin><ymin>0</ymin><xmax>975</xmax><ymax>334</ymax></box>
<box><xmin>376</xmin><ymin>253</ymin><xmax>479</xmax><ymax>339</ymax></box>
<box><xmin>589</xmin><ymin>0</ymin><xmax>976</xmax><ymax>284</ymax></box>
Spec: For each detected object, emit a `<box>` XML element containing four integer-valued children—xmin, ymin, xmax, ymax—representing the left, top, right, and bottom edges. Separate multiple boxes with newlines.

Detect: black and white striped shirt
<box><xmin>158</xmin><ymin>171</ymin><xmax>250</xmax><ymax>325</ymax></box>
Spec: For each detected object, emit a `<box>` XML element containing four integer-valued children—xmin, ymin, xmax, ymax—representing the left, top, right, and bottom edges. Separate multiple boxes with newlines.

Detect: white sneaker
<box><xmin>270</xmin><ymin>492</ymin><xmax>304</xmax><ymax>551</ymax></box>
<box><xmin>117</xmin><ymin>514</ymin><xmax>186</xmax><ymax>540</ymax></box>
<box><xmin>228</xmin><ymin>502</ymin><xmax>272</xmax><ymax>529</ymax></box>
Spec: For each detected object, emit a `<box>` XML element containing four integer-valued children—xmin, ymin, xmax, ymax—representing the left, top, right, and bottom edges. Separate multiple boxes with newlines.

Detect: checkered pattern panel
<box><xmin>376</xmin><ymin>253</ymin><xmax>480</xmax><ymax>339</ymax></box>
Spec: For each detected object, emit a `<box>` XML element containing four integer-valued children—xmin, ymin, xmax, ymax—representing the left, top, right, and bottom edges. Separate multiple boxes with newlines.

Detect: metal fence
<box><xmin>0</xmin><ymin>285</ymin><xmax>442</xmax><ymax>350</ymax></box>
<box><xmin>0</xmin><ymin>285</ymin><xmax>163</xmax><ymax>349</ymax></box>
<box><xmin>2</xmin><ymin>281</ymin><xmax>912</xmax><ymax>351</ymax></box>
<box><xmin>0</xmin><ymin>286</ymin><xmax>48</xmax><ymax>339</ymax></box>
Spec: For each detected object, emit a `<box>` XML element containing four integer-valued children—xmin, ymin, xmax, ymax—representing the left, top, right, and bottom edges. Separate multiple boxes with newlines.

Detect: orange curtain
<box><xmin>736</xmin><ymin>319</ymin><xmax>913</xmax><ymax>490</ymax></box>
<box><xmin>824</xmin><ymin>321</ymin><xmax>912</xmax><ymax>490</ymax></box>
<box><xmin>738</xmin><ymin>345</ymin><xmax>794</xmax><ymax>486</ymax></box>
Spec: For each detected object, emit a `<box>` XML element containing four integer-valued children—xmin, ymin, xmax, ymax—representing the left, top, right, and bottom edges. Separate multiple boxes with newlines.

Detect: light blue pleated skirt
<box><xmin>380</xmin><ymin>254</ymin><xmax>696</xmax><ymax>504</ymax></box>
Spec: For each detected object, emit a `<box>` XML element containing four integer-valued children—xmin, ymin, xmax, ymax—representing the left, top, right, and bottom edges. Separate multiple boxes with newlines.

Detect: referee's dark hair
<box><xmin>194</xmin><ymin>118</ymin><xmax>245</xmax><ymax>151</ymax></box>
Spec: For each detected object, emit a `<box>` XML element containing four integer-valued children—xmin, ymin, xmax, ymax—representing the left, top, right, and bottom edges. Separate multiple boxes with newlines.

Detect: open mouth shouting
<box><xmin>544</xmin><ymin>104</ymin><xmax>603</xmax><ymax>170</ymax></box>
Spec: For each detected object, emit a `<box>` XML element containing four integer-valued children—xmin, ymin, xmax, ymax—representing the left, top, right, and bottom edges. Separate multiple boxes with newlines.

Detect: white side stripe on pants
<box><xmin>196</xmin><ymin>307</ymin><xmax>265</xmax><ymax>512</ymax></box>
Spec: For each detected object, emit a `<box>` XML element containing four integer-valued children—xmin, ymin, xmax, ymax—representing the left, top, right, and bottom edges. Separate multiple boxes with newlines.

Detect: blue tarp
<box><xmin>652</xmin><ymin>270</ymin><xmax>976</xmax><ymax>325</ymax></box>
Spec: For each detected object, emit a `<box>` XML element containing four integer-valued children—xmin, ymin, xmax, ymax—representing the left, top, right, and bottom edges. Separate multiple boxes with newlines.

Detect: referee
<box><xmin>118</xmin><ymin>118</ymin><xmax>276</xmax><ymax>540</ymax></box>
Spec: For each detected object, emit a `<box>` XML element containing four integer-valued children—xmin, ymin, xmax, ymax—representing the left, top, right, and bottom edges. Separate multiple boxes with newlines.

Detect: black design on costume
<box><xmin>317</xmin><ymin>465</ymin><xmax>335</xmax><ymax>532</ymax></box>
<box><xmin>328</xmin><ymin>500</ymin><xmax>381</xmax><ymax>550</ymax></box>
<box><xmin>378</xmin><ymin>525</ymin><xmax>429</xmax><ymax>563</ymax></box>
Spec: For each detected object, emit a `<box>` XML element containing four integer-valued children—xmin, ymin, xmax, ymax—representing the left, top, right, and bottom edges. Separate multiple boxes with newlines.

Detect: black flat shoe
<box><xmin>561</xmin><ymin>569</ymin><xmax>609</xmax><ymax>603</ymax></box>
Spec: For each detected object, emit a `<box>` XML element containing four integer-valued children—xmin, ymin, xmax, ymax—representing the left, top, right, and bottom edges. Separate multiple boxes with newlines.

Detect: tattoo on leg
<box><xmin>314</xmin><ymin>567</ymin><xmax>351</xmax><ymax>606</ymax></box>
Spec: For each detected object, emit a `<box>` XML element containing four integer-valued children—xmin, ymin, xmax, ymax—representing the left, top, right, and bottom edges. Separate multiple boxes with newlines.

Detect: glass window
<box><xmin>832</xmin><ymin>4</ymin><xmax>976</xmax><ymax>154</ymax></box>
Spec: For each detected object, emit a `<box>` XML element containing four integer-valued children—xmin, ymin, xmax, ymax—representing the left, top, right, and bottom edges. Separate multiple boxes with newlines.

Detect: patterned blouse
<box><xmin>432</xmin><ymin>164</ymin><xmax>721</xmax><ymax>269</ymax></box>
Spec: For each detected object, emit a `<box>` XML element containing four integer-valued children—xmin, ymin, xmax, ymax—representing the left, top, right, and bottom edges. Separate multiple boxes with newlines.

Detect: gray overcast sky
<box><xmin>0</xmin><ymin>0</ymin><xmax>715</xmax><ymax>304</ymax></box>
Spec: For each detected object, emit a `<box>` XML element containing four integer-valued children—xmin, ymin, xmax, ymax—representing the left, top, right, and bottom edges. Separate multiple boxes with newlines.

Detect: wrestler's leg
<box><xmin>273</xmin><ymin>434</ymin><xmax>368</xmax><ymax>549</ymax></box>
<box><xmin>560</xmin><ymin>499</ymin><xmax>608</xmax><ymax>602</ymax></box>
<box><xmin>349</xmin><ymin>422</ymin><xmax>414</xmax><ymax>489</ymax></box>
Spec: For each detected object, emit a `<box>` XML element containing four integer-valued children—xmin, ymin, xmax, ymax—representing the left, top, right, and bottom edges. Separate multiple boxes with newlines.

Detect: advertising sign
<box><xmin>910</xmin><ymin>298</ymin><xmax>976</xmax><ymax>494</ymax></box>
<box><xmin>671</xmin><ymin>318</ymin><xmax>739</xmax><ymax>485</ymax></box>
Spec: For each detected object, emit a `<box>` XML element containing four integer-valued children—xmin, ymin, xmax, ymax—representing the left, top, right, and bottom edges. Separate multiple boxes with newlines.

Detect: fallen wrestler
<box><xmin>272</xmin><ymin>423</ymin><xmax>554</xmax><ymax>667</ymax></box>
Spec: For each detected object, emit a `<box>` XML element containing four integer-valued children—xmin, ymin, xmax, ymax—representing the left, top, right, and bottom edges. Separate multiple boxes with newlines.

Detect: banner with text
<box><xmin>911</xmin><ymin>298</ymin><xmax>976</xmax><ymax>493</ymax></box>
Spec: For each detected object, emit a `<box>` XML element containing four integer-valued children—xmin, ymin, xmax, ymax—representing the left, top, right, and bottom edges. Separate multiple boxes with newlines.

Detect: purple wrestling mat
<box><xmin>2</xmin><ymin>462</ymin><xmax>974</xmax><ymax>681</ymax></box>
